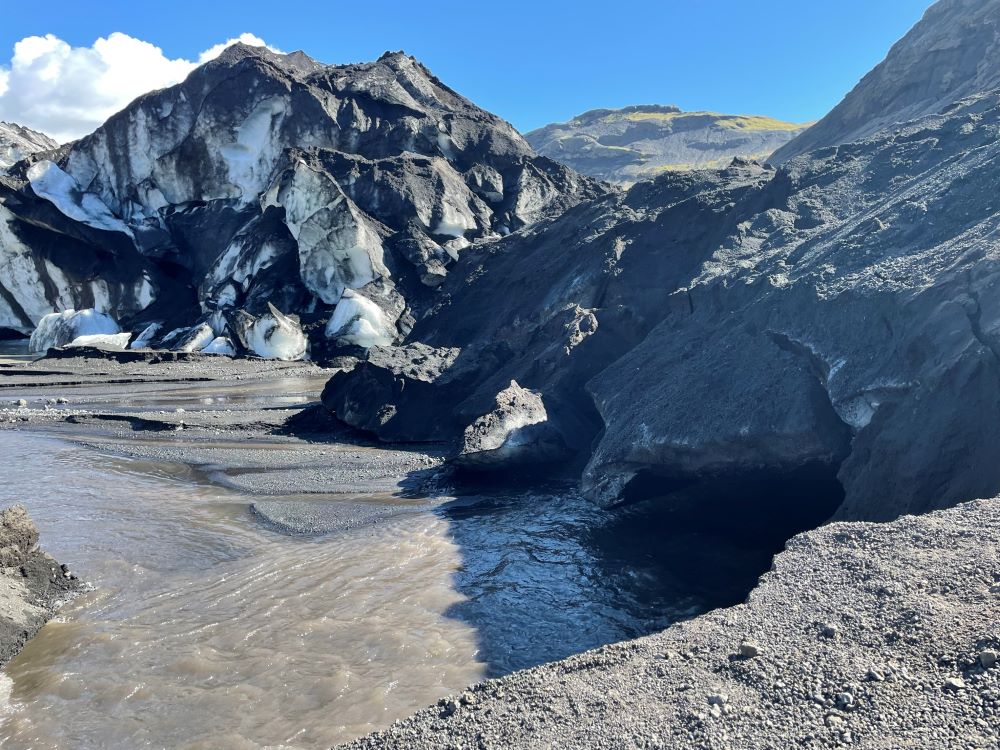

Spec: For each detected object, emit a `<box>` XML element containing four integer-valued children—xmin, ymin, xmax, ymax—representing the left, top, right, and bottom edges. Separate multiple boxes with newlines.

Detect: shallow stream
<box><xmin>0</xmin><ymin>429</ymin><xmax>729</xmax><ymax>749</ymax></box>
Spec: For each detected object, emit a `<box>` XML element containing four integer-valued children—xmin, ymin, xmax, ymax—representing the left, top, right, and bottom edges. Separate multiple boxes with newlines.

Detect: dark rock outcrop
<box><xmin>771</xmin><ymin>0</ymin><xmax>1000</xmax><ymax>163</ymax></box>
<box><xmin>0</xmin><ymin>45</ymin><xmax>606</xmax><ymax>345</ymax></box>
<box><xmin>527</xmin><ymin>105</ymin><xmax>808</xmax><ymax>184</ymax></box>
<box><xmin>324</xmin><ymin>84</ymin><xmax>1000</xmax><ymax>522</ymax></box>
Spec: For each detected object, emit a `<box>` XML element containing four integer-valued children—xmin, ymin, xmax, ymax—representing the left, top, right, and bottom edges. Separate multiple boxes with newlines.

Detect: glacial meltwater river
<box><xmin>0</xmin><ymin>428</ymin><xmax>738</xmax><ymax>749</ymax></box>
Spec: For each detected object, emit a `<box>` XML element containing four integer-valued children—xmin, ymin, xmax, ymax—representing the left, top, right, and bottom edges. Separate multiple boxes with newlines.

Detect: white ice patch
<box><xmin>26</xmin><ymin>160</ymin><xmax>132</xmax><ymax>236</ymax></box>
<box><xmin>201</xmin><ymin>336</ymin><xmax>236</xmax><ymax>356</ymax></box>
<box><xmin>29</xmin><ymin>309</ymin><xmax>120</xmax><ymax>353</ymax></box>
<box><xmin>220</xmin><ymin>97</ymin><xmax>288</xmax><ymax>202</ymax></box>
<box><xmin>130</xmin><ymin>322</ymin><xmax>162</xmax><ymax>349</ymax></box>
<box><xmin>68</xmin><ymin>332</ymin><xmax>131</xmax><ymax>350</ymax></box>
<box><xmin>325</xmin><ymin>289</ymin><xmax>395</xmax><ymax>348</ymax></box>
<box><xmin>248</xmin><ymin>306</ymin><xmax>308</xmax><ymax>361</ymax></box>
<box><xmin>433</xmin><ymin>200</ymin><xmax>477</xmax><ymax>239</ymax></box>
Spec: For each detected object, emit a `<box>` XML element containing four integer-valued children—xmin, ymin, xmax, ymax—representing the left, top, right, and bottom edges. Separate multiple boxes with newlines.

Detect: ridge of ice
<box><xmin>29</xmin><ymin>309</ymin><xmax>121</xmax><ymax>353</ymax></box>
<box><xmin>27</xmin><ymin>161</ymin><xmax>132</xmax><ymax>237</ymax></box>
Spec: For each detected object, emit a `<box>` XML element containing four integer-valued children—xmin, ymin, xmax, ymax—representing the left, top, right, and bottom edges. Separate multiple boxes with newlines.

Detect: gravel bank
<box><xmin>0</xmin><ymin>352</ymin><xmax>447</xmax><ymax>534</ymax></box>
<box><xmin>0</xmin><ymin>505</ymin><xmax>82</xmax><ymax>667</ymax></box>
<box><xmin>342</xmin><ymin>497</ymin><xmax>1000</xmax><ymax>749</ymax></box>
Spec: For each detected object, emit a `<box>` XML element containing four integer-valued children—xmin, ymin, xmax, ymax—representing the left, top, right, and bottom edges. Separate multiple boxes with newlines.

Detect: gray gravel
<box><xmin>0</xmin><ymin>353</ymin><xmax>448</xmax><ymax>533</ymax></box>
<box><xmin>342</xmin><ymin>497</ymin><xmax>1000</xmax><ymax>749</ymax></box>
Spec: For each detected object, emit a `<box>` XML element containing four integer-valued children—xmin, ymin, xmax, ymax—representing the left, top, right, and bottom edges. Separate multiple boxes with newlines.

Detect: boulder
<box><xmin>455</xmin><ymin>381</ymin><xmax>569</xmax><ymax>470</ymax></box>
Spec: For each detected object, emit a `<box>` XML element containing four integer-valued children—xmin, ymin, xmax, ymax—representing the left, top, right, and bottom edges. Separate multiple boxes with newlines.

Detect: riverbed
<box><xmin>0</xmin><ymin>354</ymin><xmax>770</xmax><ymax>748</ymax></box>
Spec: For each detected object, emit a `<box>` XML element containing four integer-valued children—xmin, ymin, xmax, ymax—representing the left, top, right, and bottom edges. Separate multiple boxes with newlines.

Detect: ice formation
<box><xmin>247</xmin><ymin>304</ymin><xmax>308</xmax><ymax>361</ymax></box>
<box><xmin>67</xmin><ymin>333</ymin><xmax>132</xmax><ymax>350</ymax></box>
<box><xmin>201</xmin><ymin>337</ymin><xmax>237</xmax><ymax>356</ymax></box>
<box><xmin>325</xmin><ymin>289</ymin><xmax>397</xmax><ymax>348</ymax></box>
<box><xmin>130</xmin><ymin>323</ymin><xmax>162</xmax><ymax>350</ymax></box>
<box><xmin>27</xmin><ymin>161</ymin><xmax>132</xmax><ymax>236</ymax></box>
<box><xmin>275</xmin><ymin>161</ymin><xmax>389</xmax><ymax>304</ymax></box>
<box><xmin>171</xmin><ymin>324</ymin><xmax>216</xmax><ymax>353</ymax></box>
<box><xmin>28</xmin><ymin>310</ymin><xmax>121</xmax><ymax>353</ymax></box>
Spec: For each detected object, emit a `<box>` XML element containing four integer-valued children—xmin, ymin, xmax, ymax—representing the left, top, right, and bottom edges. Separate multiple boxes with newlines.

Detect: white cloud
<box><xmin>0</xmin><ymin>32</ymin><xmax>281</xmax><ymax>143</ymax></box>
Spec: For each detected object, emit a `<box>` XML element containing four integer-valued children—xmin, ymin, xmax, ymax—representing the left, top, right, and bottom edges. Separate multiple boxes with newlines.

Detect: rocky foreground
<box><xmin>0</xmin><ymin>505</ymin><xmax>80</xmax><ymax>667</ymax></box>
<box><xmin>344</xmin><ymin>497</ymin><xmax>1000</xmax><ymax>750</ymax></box>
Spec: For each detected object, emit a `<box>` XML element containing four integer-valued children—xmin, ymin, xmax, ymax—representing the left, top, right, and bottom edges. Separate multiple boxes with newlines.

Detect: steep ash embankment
<box><xmin>324</xmin><ymin>86</ymin><xmax>1000</xmax><ymax>524</ymax></box>
<box><xmin>772</xmin><ymin>0</ymin><xmax>1000</xmax><ymax>163</ymax></box>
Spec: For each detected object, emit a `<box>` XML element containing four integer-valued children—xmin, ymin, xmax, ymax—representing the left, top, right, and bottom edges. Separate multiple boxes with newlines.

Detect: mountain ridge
<box><xmin>526</xmin><ymin>104</ymin><xmax>809</xmax><ymax>184</ymax></box>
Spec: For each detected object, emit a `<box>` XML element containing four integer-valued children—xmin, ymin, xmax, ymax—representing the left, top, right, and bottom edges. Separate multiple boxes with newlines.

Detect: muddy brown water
<box><xmin>0</xmin><ymin>427</ymin><xmax>717</xmax><ymax>749</ymax></box>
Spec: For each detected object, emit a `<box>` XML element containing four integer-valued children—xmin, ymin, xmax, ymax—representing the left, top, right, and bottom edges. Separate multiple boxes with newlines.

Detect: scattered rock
<box><xmin>942</xmin><ymin>677</ymin><xmax>966</xmax><ymax>692</ymax></box>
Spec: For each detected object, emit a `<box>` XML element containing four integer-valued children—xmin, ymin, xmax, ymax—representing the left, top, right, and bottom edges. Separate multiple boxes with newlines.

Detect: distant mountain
<box><xmin>525</xmin><ymin>105</ymin><xmax>810</xmax><ymax>184</ymax></box>
<box><xmin>772</xmin><ymin>0</ymin><xmax>1000</xmax><ymax>163</ymax></box>
<box><xmin>0</xmin><ymin>122</ymin><xmax>57</xmax><ymax>171</ymax></box>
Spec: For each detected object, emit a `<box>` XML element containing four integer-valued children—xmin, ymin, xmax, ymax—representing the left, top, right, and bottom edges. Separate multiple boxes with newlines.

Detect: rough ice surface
<box><xmin>130</xmin><ymin>322</ymin><xmax>162</xmax><ymax>350</ymax></box>
<box><xmin>247</xmin><ymin>304</ymin><xmax>308</xmax><ymax>361</ymax></box>
<box><xmin>172</xmin><ymin>324</ymin><xmax>216</xmax><ymax>353</ymax></box>
<box><xmin>278</xmin><ymin>161</ymin><xmax>388</xmax><ymax>304</ymax></box>
<box><xmin>28</xmin><ymin>309</ymin><xmax>121</xmax><ymax>353</ymax></box>
<box><xmin>67</xmin><ymin>332</ymin><xmax>132</xmax><ymax>350</ymax></box>
<box><xmin>220</xmin><ymin>98</ymin><xmax>288</xmax><ymax>202</ymax></box>
<box><xmin>325</xmin><ymin>289</ymin><xmax>396</xmax><ymax>348</ymax></box>
<box><xmin>201</xmin><ymin>336</ymin><xmax>237</xmax><ymax>356</ymax></box>
<box><xmin>27</xmin><ymin>161</ymin><xmax>132</xmax><ymax>236</ymax></box>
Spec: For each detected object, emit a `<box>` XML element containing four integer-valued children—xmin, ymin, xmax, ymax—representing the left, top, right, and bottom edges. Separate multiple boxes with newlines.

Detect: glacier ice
<box><xmin>201</xmin><ymin>336</ymin><xmax>237</xmax><ymax>356</ymax></box>
<box><xmin>325</xmin><ymin>289</ymin><xmax>397</xmax><ymax>348</ymax></box>
<box><xmin>27</xmin><ymin>161</ymin><xmax>132</xmax><ymax>236</ymax></box>
<box><xmin>67</xmin><ymin>333</ymin><xmax>132</xmax><ymax>350</ymax></box>
<box><xmin>276</xmin><ymin>160</ymin><xmax>388</xmax><ymax>304</ymax></box>
<box><xmin>171</xmin><ymin>324</ymin><xmax>216</xmax><ymax>353</ymax></box>
<box><xmin>220</xmin><ymin>98</ymin><xmax>289</xmax><ymax>202</ymax></box>
<box><xmin>29</xmin><ymin>309</ymin><xmax>121</xmax><ymax>353</ymax></box>
<box><xmin>247</xmin><ymin>304</ymin><xmax>308</xmax><ymax>361</ymax></box>
<box><xmin>130</xmin><ymin>322</ymin><xmax>162</xmax><ymax>350</ymax></box>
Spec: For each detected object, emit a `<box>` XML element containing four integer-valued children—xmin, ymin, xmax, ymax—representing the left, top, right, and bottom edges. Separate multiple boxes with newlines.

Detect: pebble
<box><xmin>15</xmin><ymin>399</ymin><xmax>27</xmax><ymax>408</ymax></box>
<box><xmin>943</xmin><ymin>677</ymin><xmax>966</xmax><ymax>691</ymax></box>
<box><xmin>979</xmin><ymin>650</ymin><xmax>998</xmax><ymax>669</ymax></box>
<box><xmin>836</xmin><ymin>692</ymin><xmax>854</xmax><ymax>709</ymax></box>
<box><xmin>708</xmin><ymin>693</ymin><xmax>728</xmax><ymax>706</ymax></box>
<box><xmin>739</xmin><ymin>641</ymin><xmax>761</xmax><ymax>658</ymax></box>
<box><xmin>821</xmin><ymin>624</ymin><xmax>838</xmax><ymax>639</ymax></box>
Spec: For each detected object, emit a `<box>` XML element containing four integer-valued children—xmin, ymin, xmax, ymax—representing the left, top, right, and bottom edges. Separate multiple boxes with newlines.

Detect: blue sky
<box><xmin>1</xmin><ymin>0</ymin><xmax>933</xmax><ymax>135</ymax></box>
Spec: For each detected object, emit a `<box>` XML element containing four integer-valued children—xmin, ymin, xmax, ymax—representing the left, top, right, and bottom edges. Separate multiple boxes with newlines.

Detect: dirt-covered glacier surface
<box><xmin>343</xmin><ymin>496</ymin><xmax>1000</xmax><ymax>750</ymax></box>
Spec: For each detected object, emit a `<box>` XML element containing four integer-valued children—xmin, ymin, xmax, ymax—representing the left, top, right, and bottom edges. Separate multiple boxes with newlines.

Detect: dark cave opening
<box><xmin>607</xmin><ymin>462</ymin><xmax>847</xmax><ymax>606</ymax></box>
<box><xmin>0</xmin><ymin>328</ymin><xmax>28</xmax><ymax>341</ymax></box>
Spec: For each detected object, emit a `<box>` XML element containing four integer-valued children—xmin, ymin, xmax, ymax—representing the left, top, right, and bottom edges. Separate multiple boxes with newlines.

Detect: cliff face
<box><xmin>772</xmin><ymin>0</ymin><xmax>1000</xmax><ymax>162</ymax></box>
<box><xmin>0</xmin><ymin>45</ymin><xmax>606</xmax><ymax>347</ymax></box>
<box><xmin>526</xmin><ymin>105</ymin><xmax>807</xmax><ymax>184</ymax></box>
<box><xmin>322</xmin><ymin>88</ymin><xmax>1000</xmax><ymax>522</ymax></box>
